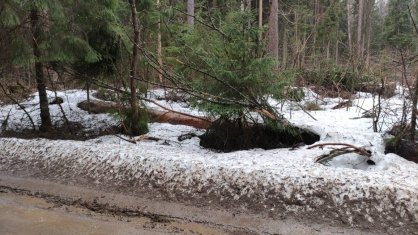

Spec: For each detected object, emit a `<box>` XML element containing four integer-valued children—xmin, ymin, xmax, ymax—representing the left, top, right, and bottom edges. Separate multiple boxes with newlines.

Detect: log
<box><xmin>148</xmin><ymin>109</ymin><xmax>211</xmax><ymax>129</ymax></box>
<box><xmin>77</xmin><ymin>100</ymin><xmax>212</xmax><ymax>129</ymax></box>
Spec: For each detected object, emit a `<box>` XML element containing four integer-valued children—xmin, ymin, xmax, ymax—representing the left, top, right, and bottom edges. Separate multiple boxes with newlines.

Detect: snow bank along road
<box><xmin>0</xmin><ymin>136</ymin><xmax>417</xmax><ymax>234</ymax></box>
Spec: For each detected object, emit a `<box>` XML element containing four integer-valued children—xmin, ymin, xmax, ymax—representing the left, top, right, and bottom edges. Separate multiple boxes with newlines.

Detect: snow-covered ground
<box><xmin>0</xmin><ymin>87</ymin><xmax>417</xmax><ymax>230</ymax></box>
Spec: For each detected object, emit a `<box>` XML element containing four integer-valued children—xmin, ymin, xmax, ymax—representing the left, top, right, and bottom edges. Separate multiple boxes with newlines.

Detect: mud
<box><xmin>0</xmin><ymin>190</ymin><xmax>232</xmax><ymax>235</ymax></box>
<box><xmin>0</xmin><ymin>181</ymin><xmax>250</xmax><ymax>235</ymax></box>
<box><xmin>0</xmin><ymin>174</ymin><xmax>384</xmax><ymax>235</ymax></box>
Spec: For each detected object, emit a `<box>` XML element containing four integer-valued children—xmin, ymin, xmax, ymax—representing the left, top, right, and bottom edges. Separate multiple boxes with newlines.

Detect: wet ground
<box><xmin>0</xmin><ymin>175</ymin><xmax>381</xmax><ymax>235</ymax></box>
<box><xmin>0</xmin><ymin>192</ymin><xmax>234</xmax><ymax>235</ymax></box>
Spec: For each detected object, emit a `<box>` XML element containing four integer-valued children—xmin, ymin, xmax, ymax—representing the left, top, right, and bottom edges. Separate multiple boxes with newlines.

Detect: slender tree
<box><xmin>357</xmin><ymin>0</ymin><xmax>365</xmax><ymax>59</ymax></box>
<box><xmin>157</xmin><ymin>0</ymin><xmax>163</xmax><ymax>83</ymax></box>
<box><xmin>30</xmin><ymin>5</ymin><xmax>52</xmax><ymax>131</ymax></box>
<box><xmin>346</xmin><ymin>0</ymin><xmax>354</xmax><ymax>57</ymax></box>
<box><xmin>128</xmin><ymin>0</ymin><xmax>141</xmax><ymax>135</ymax></box>
<box><xmin>187</xmin><ymin>0</ymin><xmax>194</xmax><ymax>26</ymax></box>
<box><xmin>267</xmin><ymin>0</ymin><xmax>279</xmax><ymax>69</ymax></box>
<box><xmin>258</xmin><ymin>0</ymin><xmax>263</xmax><ymax>42</ymax></box>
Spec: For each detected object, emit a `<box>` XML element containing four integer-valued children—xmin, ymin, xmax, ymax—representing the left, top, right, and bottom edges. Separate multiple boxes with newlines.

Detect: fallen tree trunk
<box><xmin>77</xmin><ymin>100</ymin><xmax>212</xmax><ymax>129</ymax></box>
<box><xmin>148</xmin><ymin>109</ymin><xmax>211</xmax><ymax>129</ymax></box>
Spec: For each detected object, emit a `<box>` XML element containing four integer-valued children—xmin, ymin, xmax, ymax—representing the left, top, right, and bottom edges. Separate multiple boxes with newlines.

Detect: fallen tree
<box><xmin>77</xmin><ymin>99</ymin><xmax>212</xmax><ymax>129</ymax></box>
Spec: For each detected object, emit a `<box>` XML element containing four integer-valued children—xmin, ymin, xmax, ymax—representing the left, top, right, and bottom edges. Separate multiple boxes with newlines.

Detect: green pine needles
<box><xmin>170</xmin><ymin>11</ymin><xmax>285</xmax><ymax>123</ymax></box>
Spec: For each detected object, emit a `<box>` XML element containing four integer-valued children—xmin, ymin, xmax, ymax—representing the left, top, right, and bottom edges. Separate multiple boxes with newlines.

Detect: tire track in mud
<box><xmin>0</xmin><ymin>184</ymin><xmax>259</xmax><ymax>235</ymax></box>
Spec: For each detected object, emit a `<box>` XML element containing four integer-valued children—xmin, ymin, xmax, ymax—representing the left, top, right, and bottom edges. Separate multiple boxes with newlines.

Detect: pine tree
<box><xmin>30</xmin><ymin>3</ymin><xmax>52</xmax><ymax>131</ymax></box>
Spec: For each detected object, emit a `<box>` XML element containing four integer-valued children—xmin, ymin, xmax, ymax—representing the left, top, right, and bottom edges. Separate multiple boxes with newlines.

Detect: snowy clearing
<box><xmin>0</xmin><ymin>87</ymin><xmax>417</xmax><ymax>231</ymax></box>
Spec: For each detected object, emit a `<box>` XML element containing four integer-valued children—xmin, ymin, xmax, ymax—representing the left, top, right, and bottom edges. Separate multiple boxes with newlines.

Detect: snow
<box><xmin>0</xmin><ymin>87</ymin><xmax>418</xmax><ymax>228</ymax></box>
<box><xmin>0</xmin><ymin>89</ymin><xmax>117</xmax><ymax>132</ymax></box>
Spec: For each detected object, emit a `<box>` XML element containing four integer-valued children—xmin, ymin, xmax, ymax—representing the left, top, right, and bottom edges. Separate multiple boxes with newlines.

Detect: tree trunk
<box><xmin>411</xmin><ymin>72</ymin><xmax>418</xmax><ymax>142</ymax></box>
<box><xmin>366</xmin><ymin>18</ymin><xmax>372</xmax><ymax>68</ymax></box>
<box><xmin>187</xmin><ymin>0</ymin><xmax>194</xmax><ymax>26</ymax></box>
<box><xmin>365</xmin><ymin>0</ymin><xmax>374</xmax><ymax>68</ymax></box>
<box><xmin>313</xmin><ymin>0</ymin><xmax>319</xmax><ymax>67</ymax></box>
<box><xmin>157</xmin><ymin>0</ymin><xmax>163</xmax><ymax>83</ymax></box>
<box><xmin>30</xmin><ymin>9</ymin><xmax>52</xmax><ymax>132</ymax></box>
<box><xmin>335</xmin><ymin>40</ymin><xmax>339</xmax><ymax>65</ymax></box>
<box><xmin>282</xmin><ymin>28</ymin><xmax>288</xmax><ymax>69</ymax></box>
<box><xmin>267</xmin><ymin>0</ymin><xmax>279</xmax><ymax>69</ymax></box>
<box><xmin>357</xmin><ymin>0</ymin><xmax>364</xmax><ymax>59</ymax></box>
<box><xmin>326</xmin><ymin>40</ymin><xmax>330</xmax><ymax>61</ymax></box>
<box><xmin>129</xmin><ymin>0</ymin><xmax>141</xmax><ymax>135</ymax></box>
<box><xmin>347</xmin><ymin>0</ymin><xmax>353</xmax><ymax>56</ymax></box>
<box><xmin>258</xmin><ymin>0</ymin><xmax>263</xmax><ymax>42</ymax></box>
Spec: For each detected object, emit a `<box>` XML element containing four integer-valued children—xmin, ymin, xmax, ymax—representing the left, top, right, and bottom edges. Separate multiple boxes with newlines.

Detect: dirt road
<box><xmin>0</xmin><ymin>175</ymin><xmax>381</xmax><ymax>235</ymax></box>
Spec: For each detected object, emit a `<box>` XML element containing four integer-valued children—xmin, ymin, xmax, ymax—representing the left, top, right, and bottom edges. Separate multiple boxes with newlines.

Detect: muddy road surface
<box><xmin>0</xmin><ymin>175</ymin><xmax>381</xmax><ymax>235</ymax></box>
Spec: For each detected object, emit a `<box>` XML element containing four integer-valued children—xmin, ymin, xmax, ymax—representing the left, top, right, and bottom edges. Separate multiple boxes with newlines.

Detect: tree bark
<box><xmin>157</xmin><ymin>0</ymin><xmax>163</xmax><ymax>83</ymax></box>
<box><xmin>30</xmin><ymin>8</ymin><xmax>52</xmax><ymax>131</ymax></box>
<box><xmin>187</xmin><ymin>0</ymin><xmax>194</xmax><ymax>26</ymax></box>
<box><xmin>129</xmin><ymin>0</ymin><xmax>141</xmax><ymax>135</ymax></box>
<box><xmin>258</xmin><ymin>0</ymin><xmax>263</xmax><ymax>42</ymax></box>
<box><xmin>282</xmin><ymin>28</ymin><xmax>288</xmax><ymax>69</ymax></box>
<box><xmin>411</xmin><ymin>72</ymin><xmax>418</xmax><ymax>142</ymax></box>
<box><xmin>346</xmin><ymin>0</ymin><xmax>353</xmax><ymax>56</ymax></box>
<box><xmin>77</xmin><ymin>100</ymin><xmax>212</xmax><ymax>130</ymax></box>
<box><xmin>335</xmin><ymin>40</ymin><xmax>339</xmax><ymax>65</ymax></box>
<box><xmin>267</xmin><ymin>0</ymin><xmax>279</xmax><ymax>69</ymax></box>
<box><xmin>365</xmin><ymin>0</ymin><xmax>375</xmax><ymax>68</ymax></box>
<box><xmin>357</xmin><ymin>0</ymin><xmax>364</xmax><ymax>59</ymax></box>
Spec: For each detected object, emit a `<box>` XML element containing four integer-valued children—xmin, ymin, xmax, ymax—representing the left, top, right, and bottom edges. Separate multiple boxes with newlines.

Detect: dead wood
<box><xmin>77</xmin><ymin>99</ymin><xmax>212</xmax><ymax>129</ymax></box>
<box><xmin>308</xmin><ymin>143</ymin><xmax>374</xmax><ymax>164</ymax></box>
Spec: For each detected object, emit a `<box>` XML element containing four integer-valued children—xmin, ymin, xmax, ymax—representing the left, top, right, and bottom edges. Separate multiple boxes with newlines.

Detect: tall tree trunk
<box><xmin>365</xmin><ymin>0</ymin><xmax>375</xmax><ymax>68</ymax></box>
<box><xmin>357</xmin><ymin>0</ymin><xmax>364</xmax><ymax>59</ymax></box>
<box><xmin>313</xmin><ymin>0</ymin><xmax>319</xmax><ymax>67</ymax></box>
<box><xmin>30</xmin><ymin>9</ymin><xmax>52</xmax><ymax>131</ymax></box>
<box><xmin>366</xmin><ymin>16</ymin><xmax>372</xmax><ymax>68</ymax></box>
<box><xmin>267</xmin><ymin>0</ymin><xmax>279</xmax><ymax>69</ymax></box>
<box><xmin>335</xmin><ymin>40</ymin><xmax>339</xmax><ymax>65</ymax></box>
<box><xmin>129</xmin><ymin>0</ymin><xmax>140</xmax><ymax>135</ymax></box>
<box><xmin>347</xmin><ymin>0</ymin><xmax>353</xmax><ymax>56</ymax></box>
<box><xmin>411</xmin><ymin>71</ymin><xmax>418</xmax><ymax>142</ymax></box>
<box><xmin>157</xmin><ymin>0</ymin><xmax>163</xmax><ymax>83</ymax></box>
<box><xmin>282</xmin><ymin>28</ymin><xmax>288</xmax><ymax>69</ymax></box>
<box><xmin>326</xmin><ymin>40</ymin><xmax>330</xmax><ymax>61</ymax></box>
<box><xmin>187</xmin><ymin>0</ymin><xmax>194</xmax><ymax>26</ymax></box>
<box><xmin>258</xmin><ymin>0</ymin><xmax>263</xmax><ymax>42</ymax></box>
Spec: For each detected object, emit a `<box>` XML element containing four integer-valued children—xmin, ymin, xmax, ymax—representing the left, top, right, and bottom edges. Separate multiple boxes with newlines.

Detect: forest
<box><xmin>0</xmin><ymin>0</ymin><xmax>418</xmax><ymax>234</ymax></box>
